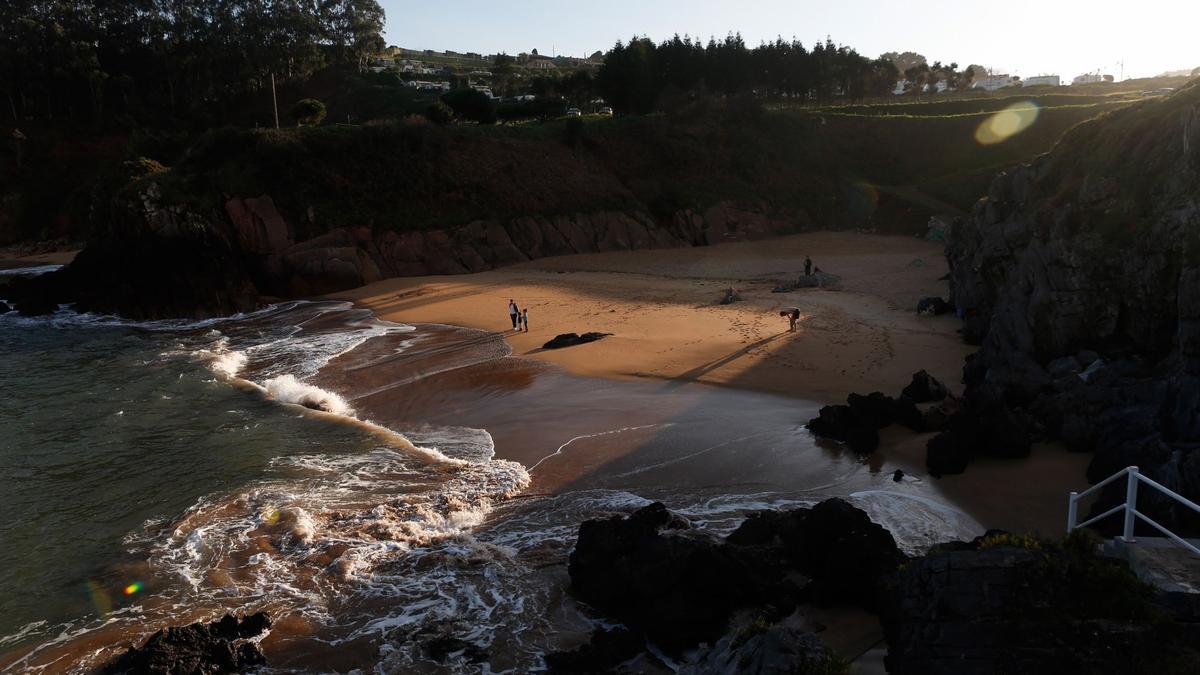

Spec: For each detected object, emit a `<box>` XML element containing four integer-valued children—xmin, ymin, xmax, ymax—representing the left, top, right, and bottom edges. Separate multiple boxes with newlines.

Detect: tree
<box><xmin>289</xmin><ymin>98</ymin><xmax>327</xmax><ymax>126</ymax></box>
<box><xmin>441</xmin><ymin>88</ymin><xmax>496</xmax><ymax>124</ymax></box>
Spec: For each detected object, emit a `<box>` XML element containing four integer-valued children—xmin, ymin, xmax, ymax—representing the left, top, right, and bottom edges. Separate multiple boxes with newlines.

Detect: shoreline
<box><xmin>331</xmin><ymin>232</ymin><xmax>1089</xmax><ymax>535</ymax></box>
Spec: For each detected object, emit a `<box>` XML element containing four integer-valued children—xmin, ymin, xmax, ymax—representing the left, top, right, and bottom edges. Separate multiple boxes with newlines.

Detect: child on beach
<box><xmin>521</xmin><ymin>308</ymin><xmax>529</xmax><ymax>332</ymax></box>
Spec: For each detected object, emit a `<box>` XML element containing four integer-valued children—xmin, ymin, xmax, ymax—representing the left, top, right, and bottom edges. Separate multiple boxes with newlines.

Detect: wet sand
<box><xmin>332</xmin><ymin>232</ymin><xmax>1089</xmax><ymax>535</ymax></box>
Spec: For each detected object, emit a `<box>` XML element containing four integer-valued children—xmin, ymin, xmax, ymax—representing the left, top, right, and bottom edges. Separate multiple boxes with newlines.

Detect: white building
<box><xmin>1023</xmin><ymin>75</ymin><xmax>1061</xmax><ymax>87</ymax></box>
<box><xmin>892</xmin><ymin>80</ymin><xmax>909</xmax><ymax>95</ymax></box>
<box><xmin>1072</xmin><ymin>72</ymin><xmax>1105</xmax><ymax>85</ymax></box>
<box><xmin>972</xmin><ymin>75</ymin><xmax>1019</xmax><ymax>91</ymax></box>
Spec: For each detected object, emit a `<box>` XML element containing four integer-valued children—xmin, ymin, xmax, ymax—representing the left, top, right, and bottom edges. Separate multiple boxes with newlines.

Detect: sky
<box><xmin>381</xmin><ymin>0</ymin><xmax>1197</xmax><ymax>80</ymax></box>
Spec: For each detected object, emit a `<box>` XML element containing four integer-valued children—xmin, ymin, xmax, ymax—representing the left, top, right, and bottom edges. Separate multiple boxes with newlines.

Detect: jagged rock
<box><xmin>916</xmin><ymin>296</ymin><xmax>952</xmax><ymax>316</ymax></box>
<box><xmin>719</xmin><ymin>287</ymin><xmax>741</xmax><ymax>305</ymax></box>
<box><xmin>807</xmin><ymin>403</ymin><xmax>878</xmax><ymax>453</ymax></box>
<box><xmin>568</xmin><ymin>499</ymin><xmax>904</xmax><ymax>653</ymax></box>
<box><xmin>544</xmin><ymin>627</ymin><xmax>642</xmax><ymax>673</ymax></box>
<box><xmin>224</xmin><ymin>195</ymin><xmax>291</xmax><ymax>254</ymax></box>
<box><xmin>901</xmin><ymin>370</ymin><xmax>949</xmax><ymax>402</ymax></box>
<box><xmin>890</xmin><ymin>396</ymin><xmax>925</xmax><ymax>431</ymax></box>
<box><xmin>0</xmin><ymin>301</ymin><xmax>9</xmax><ymax>313</ymax></box>
<box><xmin>921</xmin><ymin>405</ymin><xmax>950</xmax><ymax>432</ymax></box>
<box><xmin>101</xmin><ymin>613</ymin><xmax>271</xmax><ymax>674</ymax></box>
<box><xmin>542</xmin><ymin>332</ymin><xmax>612</xmax><ymax>349</ymax></box>
<box><xmin>893</xmin><ymin>469</ymin><xmax>905</xmax><ymax>482</ymax></box>
<box><xmin>945</xmin><ymin>84</ymin><xmax>1200</xmax><ymax>532</ymax></box>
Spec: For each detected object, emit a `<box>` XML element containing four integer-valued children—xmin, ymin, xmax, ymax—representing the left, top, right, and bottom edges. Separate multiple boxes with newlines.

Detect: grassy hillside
<box><xmin>5</xmin><ymin>85</ymin><xmax>1158</xmax><ymax>246</ymax></box>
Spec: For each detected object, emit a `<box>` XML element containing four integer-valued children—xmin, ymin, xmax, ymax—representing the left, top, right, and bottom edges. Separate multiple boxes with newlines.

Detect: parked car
<box><xmin>598</xmin><ymin>106</ymin><xmax>613</xmax><ymax>116</ymax></box>
<box><xmin>566</xmin><ymin>108</ymin><xmax>582</xmax><ymax>117</ymax></box>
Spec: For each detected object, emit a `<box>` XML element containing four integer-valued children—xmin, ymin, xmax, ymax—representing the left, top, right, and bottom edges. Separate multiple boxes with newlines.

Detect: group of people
<box><xmin>507</xmin><ymin>299</ymin><xmax>530</xmax><ymax>332</ymax></box>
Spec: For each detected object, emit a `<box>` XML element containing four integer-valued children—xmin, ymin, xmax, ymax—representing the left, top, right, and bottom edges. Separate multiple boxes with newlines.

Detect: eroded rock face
<box><xmin>23</xmin><ymin>193</ymin><xmax>804</xmax><ymax>319</ymax></box>
<box><xmin>101</xmin><ymin>613</ymin><xmax>271</xmax><ymax>674</ymax></box>
<box><xmin>945</xmin><ymin>83</ymin><xmax>1200</xmax><ymax>534</ymax></box>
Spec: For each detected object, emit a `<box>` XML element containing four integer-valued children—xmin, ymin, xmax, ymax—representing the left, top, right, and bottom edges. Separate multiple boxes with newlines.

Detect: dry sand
<box><xmin>334</xmin><ymin>232</ymin><xmax>1088</xmax><ymax>534</ymax></box>
<box><xmin>337</xmin><ymin>232</ymin><xmax>972</xmax><ymax>403</ymax></box>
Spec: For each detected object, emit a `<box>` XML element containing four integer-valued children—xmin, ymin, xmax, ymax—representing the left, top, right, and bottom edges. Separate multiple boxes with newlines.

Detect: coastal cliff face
<box><xmin>946</xmin><ymin>81</ymin><xmax>1200</xmax><ymax>532</ymax></box>
<box><xmin>6</xmin><ymin>184</ymin><xmax>802</xmax><ymax>318</ymax></box>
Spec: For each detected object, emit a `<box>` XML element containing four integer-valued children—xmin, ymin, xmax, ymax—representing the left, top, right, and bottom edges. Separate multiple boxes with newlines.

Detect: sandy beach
<box><xmin>337</xmin><ymin>232</ymin><xmax>971</xmax><ymax>403</ymax></box>
<box><xmin>334</xmin><ymin>232</ymin><xmax>1090</xmax><ymax>535</ymax></box>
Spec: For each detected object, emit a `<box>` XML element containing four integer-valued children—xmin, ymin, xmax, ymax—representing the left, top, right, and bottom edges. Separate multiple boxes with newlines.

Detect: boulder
<box><xmin>101</xmin><ymin>613</ymin><xmax>271</xmax><ymax>674</ymax></box>
<box><xmin>926</xmin><ymin>431</ymin><xmax>969</xmax><ymax>477</ymax></box>
<box><xmin>916</xmin><ymin>296</ymin><xmax>952</xmax><ymax>316</ymax></box>
<box><xmin>901</xmin><ymin>370</ymin><xmax>950</xmax><ymax>402</ymax></box>
<box><xmin>0</xmin><ymin>301</ymin><xmax>9</xmax><ymax>313</ymax></box>
<box><xmin>719</xmin><ymin>287</ymin><xmax>741</xmax><ymax>305</ymax></box>
<box><xmin>542</xmin><ymin>332</ymin><xmax>611</xmax><ymax>349</ymax></box>
<box><xmin>568</xmin><ymin>499</ymin><xmax>905</xmax><ymax>654</ymax></box>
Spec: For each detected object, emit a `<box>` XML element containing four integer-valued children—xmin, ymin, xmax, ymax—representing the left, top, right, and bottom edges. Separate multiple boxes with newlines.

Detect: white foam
<box><xmin>261</xmin><ymin>374</ymin><xmax>354</xmax><ymax>416</ymax></box>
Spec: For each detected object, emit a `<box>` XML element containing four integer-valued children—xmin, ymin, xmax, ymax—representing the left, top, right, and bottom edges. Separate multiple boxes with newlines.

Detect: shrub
<box><xmin>424</xmin><ymin>101</ymin><xmax>454</xmax><ymax>125</ymax></box>
<box><xmin>441</xmin><ymin>88</ymin><xmax>497</xmax><ymax>124</ymax></box>
<box><xmin>289</xmin><ymin>98</ymin><xmax>327</xmax><ymax>127</ymax></box>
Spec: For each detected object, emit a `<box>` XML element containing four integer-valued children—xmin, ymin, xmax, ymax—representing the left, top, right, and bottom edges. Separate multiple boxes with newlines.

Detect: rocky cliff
<box><xmin>946</xmin><ymin>80</ymin><xmax>1200</xmax><ymax>533</ymax></box>
<box><xmin>6</xmin><ymin>181</ymin><xmax>803</xmax><ymax>318</ymax></box>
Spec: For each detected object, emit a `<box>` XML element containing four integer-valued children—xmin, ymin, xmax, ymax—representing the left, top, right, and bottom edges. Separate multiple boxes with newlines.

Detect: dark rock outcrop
<box><xmin>542</xmin><ymin>332</ymin><xmax>611</xmax><ymax>349</ymax></box>
<box><xmin>808</xmin><ymin>390</ymin><xmax>930</xmax><ymax>450</ymax></box>
<box><xmin>945</xmin><ymin>82</ymin><xmax>1200</xmax><ymax>533</ymax></box>
<box><xmin>567</xmin><ymin>499</ymin><xmax>904</xmax><ymax>654</ymax></box>
<box><xmin>682</xmin><ymin>612</ymin><xmax>835</xmax><ymax>675</ymax></box>
<box><xmin>901</xmin><ymin>370</ymin><xmax>949</xmax><ymax>402</ymax></box>
<box><xmin>23</xmin><ymin>188</ymin><xmax>802</xmax><ymax>320</ymax></box>
<box><xmin>0</xmin><ymin>301</ymin><xmax>9</xmax><ymax>313</ymax></box>
<box><xmin>881</xmin><ymin>537</ymin><xmax>1200</xmax><ymax>675</ymax></box>
<box><xmin>101</xmin><ymin>613</ymin><xmax>271</xmax><ymax>674</ymax></box>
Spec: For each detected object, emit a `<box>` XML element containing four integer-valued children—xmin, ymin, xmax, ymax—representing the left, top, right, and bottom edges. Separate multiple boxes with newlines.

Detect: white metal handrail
<box><xmin>1067</xmin><ymin>466</ymin><xmax>1200</xmax><ymax>557</ymax></box>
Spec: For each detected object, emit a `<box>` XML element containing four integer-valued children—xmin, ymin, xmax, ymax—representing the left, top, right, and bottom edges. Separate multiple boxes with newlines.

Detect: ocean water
<box><xmin>0</xmin><ymin>289</ymin><xmax>983</xmax><ymax>673</ymax></box>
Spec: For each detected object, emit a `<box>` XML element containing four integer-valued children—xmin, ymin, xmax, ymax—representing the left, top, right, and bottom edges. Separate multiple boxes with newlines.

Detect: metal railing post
<box><xmin>1121</xmin><ymin>466</ymin><xmax>1140</xmax><ymax>542</ymax></box>
<box><xmin>1067</xmin><ymin>492</ymin><xmax>1079</xmax><ymax>533</ymax></box>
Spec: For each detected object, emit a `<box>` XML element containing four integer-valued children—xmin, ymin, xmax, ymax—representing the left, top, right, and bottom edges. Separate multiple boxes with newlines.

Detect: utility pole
<box><xmin>270</xmin><ymin>72</ymin><xmax>280</xmax><ymax>129</ymax></box>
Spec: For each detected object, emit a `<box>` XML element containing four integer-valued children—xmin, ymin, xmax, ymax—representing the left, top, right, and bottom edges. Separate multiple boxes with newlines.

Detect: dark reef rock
<box><xmin>0</xmin><ymin>301</ymin><xmax>10</xmax><ymax>313</ymax></box>
<box><xmin>567</xmin><ymin>499</ymin><xmax>904</xmax><ymax>654</ymax></box>
<box><xmin>544</xmin><ymin>627</ymin><xmax>643</xmax><ymax>673</ymax></box>
<box><xmin>542</xmin><ymin>332</ymin><xmax>612</xmax><ymax>349</ymax></box>
<box><xmin>901</xmin><ymin>370</ymin><xmax>949</xmax><ymax>402</ymax></box>
<box><xmin>101</xmin><ymin>612</ymin><xmax>271</xmax><ymax>674</ymax></box>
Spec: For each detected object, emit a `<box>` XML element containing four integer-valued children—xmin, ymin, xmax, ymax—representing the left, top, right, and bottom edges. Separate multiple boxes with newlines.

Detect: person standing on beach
<box><xmin>508</xmin><ymin>299</ymin><xmax>519</xmax><ymax>329</ymax></box>
<box><xmin>804</xmin><ymin>256</ymin><xmax>813</xmax><ymax>276</ymax></box>
<box><xmin>780</xmin><ymin>307</ymin><xmax>801</xmax><ymax>332</ymax></box>
<box><xmin>521</xmin><ymin>308</ymin><xmax>529</xmax><ymax>332</ymax></box>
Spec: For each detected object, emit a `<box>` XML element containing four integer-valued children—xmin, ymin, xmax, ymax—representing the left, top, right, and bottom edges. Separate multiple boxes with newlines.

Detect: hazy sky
<box><xmin>381</xmin><ymin>0</ymin><xmax>1197</xmax><ymax>80</ymax></box>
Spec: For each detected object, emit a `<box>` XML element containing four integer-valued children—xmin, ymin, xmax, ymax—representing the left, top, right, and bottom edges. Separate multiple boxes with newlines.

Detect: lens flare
<box><xmin>123</xmin><ymin>581</ymin><xmax>143</xmax><ymax>596</ymax></box>
<box><xmin>85</xmin><ymin>579</ymin><xmax>113</xmax><ymax>616</ymax></box>
<box><xmin>975</xmin><ymin>101</ymin><xmax>1040</xmax><ymax>145</ymax></box>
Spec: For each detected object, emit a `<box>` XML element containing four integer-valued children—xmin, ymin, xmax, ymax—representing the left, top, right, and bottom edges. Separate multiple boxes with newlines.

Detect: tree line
<box><xmin>595</xmin><ymin>34</ymin><xmax>902</xmax><ymax>114</ymax></box>
<box><xmin>1</xmin><ymin>0</ymin><xmax>386</xmax><ymax>128</ymax></box>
